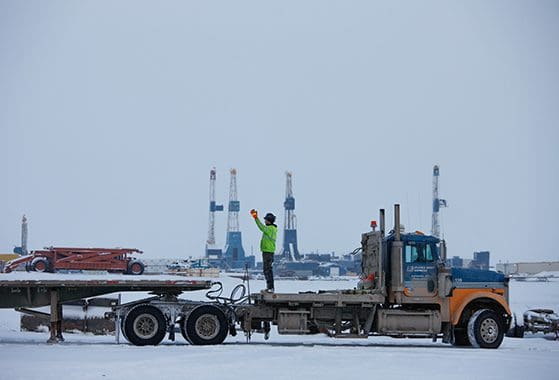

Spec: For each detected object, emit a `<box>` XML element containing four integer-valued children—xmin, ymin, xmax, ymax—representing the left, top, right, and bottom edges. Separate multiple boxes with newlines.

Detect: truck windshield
<box><xmin>405</xmin><ymin>242</ymin><xmax>434</xmax><ymax>263</ymax></box>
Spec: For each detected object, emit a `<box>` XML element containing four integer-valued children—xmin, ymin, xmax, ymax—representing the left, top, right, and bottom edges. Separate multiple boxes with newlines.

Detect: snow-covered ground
<box><xmin>0</xmin><ymin>273</ymin><xmax>558</xmax><ymax>380</ymax></box>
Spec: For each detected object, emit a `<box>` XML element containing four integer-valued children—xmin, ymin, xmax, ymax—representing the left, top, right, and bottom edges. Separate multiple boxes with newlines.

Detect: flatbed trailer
<box><xmin>0</xmin><ymin>275</ymin><xmax>212</xmax><ymax>342</ymax></box>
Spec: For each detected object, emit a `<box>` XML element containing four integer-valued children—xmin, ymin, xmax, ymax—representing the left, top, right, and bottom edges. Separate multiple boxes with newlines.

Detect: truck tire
<box><xmin>184</xmin><ymin>305</ymin><xmax>228</xmax><ymax>345</ymax></box>
<box><xmin>120</xmin><ymin>317</ymin><xmax>129</xmax><ymax>341</ymax></box>
<box><xmin>467</xmin><ymin>309</ymin><xmax>504</xmax><ymax>349</ymax></box>
<box><xmin>179</xmin><ymin>317</ymin><xmax>193</xmax><ymax>344</ymax></box>
<box><xmin>32</xmin><ymin>257</ymin><xmax>51</xmax><ymax>273</ymax></box>
<box><xmin>127</xmin><ymin>261</ymin><xmax>145</xmax><ymax>275</ymax></box>
<box><xmin>123</xmin><ymin>305</ymin><xmax>167</xmax><ymax>346</ymax></box>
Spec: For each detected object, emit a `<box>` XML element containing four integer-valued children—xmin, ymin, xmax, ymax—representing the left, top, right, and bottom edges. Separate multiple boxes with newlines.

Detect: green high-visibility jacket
<box><xmin>254</xmin><ymin>218</ymin><xmax>277</xmax><ymax>253</ymax></box>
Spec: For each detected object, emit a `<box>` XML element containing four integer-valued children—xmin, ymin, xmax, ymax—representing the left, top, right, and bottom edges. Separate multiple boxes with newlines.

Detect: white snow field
<box><xmin>0</xmin><ymin>273</ymin><xmax>558</xmax><ymax>380</ymax></box>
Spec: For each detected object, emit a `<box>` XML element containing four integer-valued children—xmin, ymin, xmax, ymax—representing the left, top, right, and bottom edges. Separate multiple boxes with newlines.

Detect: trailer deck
<box><xmin>0</xmin><ymin>274</ymin><xmax>213</xmax><ymax>342</ymax></box>
<box><xmin>0</xmin><ymin>277</ymin><xmax>212</xmax><ymax>308</ymax></box>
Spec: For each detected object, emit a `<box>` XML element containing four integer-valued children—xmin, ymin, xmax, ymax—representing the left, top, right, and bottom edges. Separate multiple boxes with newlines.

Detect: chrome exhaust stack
<box><xmin>439</xmin><ymin>239</ymin><xmax>447</xmax><ymax>263</ymax></box>
<box><xmin>379</xmin><ymin>209</ymin><xmax>385</xmax><ymax>237</ymax></box>
<box><xmin>390</xmin><ymin>204</ymin><xmax>404</xmax><ymax>303</ymax></box>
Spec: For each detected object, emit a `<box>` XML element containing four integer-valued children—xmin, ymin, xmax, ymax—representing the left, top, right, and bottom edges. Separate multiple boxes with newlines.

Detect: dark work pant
<box><xmin>262</xmin><ymin>252</ymin><xmax>274</xmax><ymax>290</ymax></box>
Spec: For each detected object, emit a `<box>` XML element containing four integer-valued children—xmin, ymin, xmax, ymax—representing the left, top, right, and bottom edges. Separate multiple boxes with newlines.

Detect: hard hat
<box><xmin>264</xmin><ymin>213</ymin><xmax>276</xmax><ymax>223</ymax></box>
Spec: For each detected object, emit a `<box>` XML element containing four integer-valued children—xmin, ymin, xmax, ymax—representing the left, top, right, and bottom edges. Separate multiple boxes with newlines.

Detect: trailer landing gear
<box><xmin>47</xmin><ymin>290</ymin><xmax>64</xmax><ymax>344</ymax></box>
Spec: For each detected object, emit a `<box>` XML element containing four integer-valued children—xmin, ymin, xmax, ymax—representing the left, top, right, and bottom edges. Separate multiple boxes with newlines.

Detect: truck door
<box><xmin>403</xmin><ymin>240</ymin><xmax>437</xmax><ymax>297</ymax></box>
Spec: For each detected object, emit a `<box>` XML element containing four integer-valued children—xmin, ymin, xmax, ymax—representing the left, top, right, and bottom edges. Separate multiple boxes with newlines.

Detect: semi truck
<box><xmin>109</xmin><ymin>204</ymin><xmax>511</xmax><ymax>349</ymax></box>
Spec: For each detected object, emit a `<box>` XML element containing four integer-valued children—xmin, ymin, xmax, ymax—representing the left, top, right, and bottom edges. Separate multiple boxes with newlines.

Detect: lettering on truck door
<box><xmin>403</xmin><ymin>240</ymin><xmax>438</xmax><ymax>297</ymax></box>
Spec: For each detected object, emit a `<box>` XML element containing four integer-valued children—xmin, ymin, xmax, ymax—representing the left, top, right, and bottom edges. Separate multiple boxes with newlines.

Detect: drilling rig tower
<box><xmin>223</xmin><ymin>169</ymin><xmax>254</xmax><ymax>269</ymax></box>
<box><xmin>205</xmin><ymin>168</ymin><xmax>224</xmax><ymax>259</ymax></box>
<box><xmin>281</xmin><ymin>171</ymin><xmax>301</xmax><ymax>261</ymax></box>
<box><xmin>431</xmin><ymin>165</ymin><xmax>448</xmax><ymax>239</ymax></box>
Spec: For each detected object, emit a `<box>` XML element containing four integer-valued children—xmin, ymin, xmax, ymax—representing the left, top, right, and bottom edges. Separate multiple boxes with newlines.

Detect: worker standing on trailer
<box><xmin>250</xmin><ymin>209</ymin><xmax>277</xmax><ymax>292</ymax></box>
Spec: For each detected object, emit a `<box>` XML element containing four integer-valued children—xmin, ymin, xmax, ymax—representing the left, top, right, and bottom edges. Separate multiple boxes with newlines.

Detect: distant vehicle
<box><xmin>167</xmin><ymin>258</ymin><xmax>213</xmax><ymax>271</ymax></box>
<box><xmin>166</xmin><ymin>258</ymin><xmax>219</xmax><ymax>277</ymax></box>
<box><xmin>4</xmin><ymin>247</ymin><xmax>144</xmax><ymax>275</ymax></box>
<box><xmin>167</xmin><ymin>261</ymin><xmax>189</xmax><ymax>271</ymax></box>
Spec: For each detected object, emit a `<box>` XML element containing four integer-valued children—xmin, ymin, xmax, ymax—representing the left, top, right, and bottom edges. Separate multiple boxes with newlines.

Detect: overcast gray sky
<box><xmin>1</xmin><ymin>1</ymin><xmax>557</xmax><ymax>264</ymax></box>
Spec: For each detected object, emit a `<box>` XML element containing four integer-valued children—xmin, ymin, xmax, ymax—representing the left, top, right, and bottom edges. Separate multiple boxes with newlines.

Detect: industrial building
<box><xmin>471</xmin><ymin>251</ymin><xmax>490</xmax><ymax>270</ymax></box>
<box><xmin>496</xmin><ymin>261</ymin><xmax>559</xmax><ymax>276</ymax></box>
<box><xmin>447</xmin><ymin>251</ymin><xmax>491</xmax><ymax>270</ymax></box>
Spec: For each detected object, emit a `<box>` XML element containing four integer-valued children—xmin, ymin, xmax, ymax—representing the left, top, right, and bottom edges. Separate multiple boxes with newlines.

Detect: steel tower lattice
<box><xmin>223</xmin><ymin>169</ymin><xmax>254</xmax><ymax>269</ymax></box>
<box><xmin>206</xmin><ymin>168</ymin><xmax>223</xmax><ymax>258</ymax></box>
<box><xmin>281</xmin><ymin>171</ymin><xmax>301</xmax><ymax>261</ymax></box>
<box><xmin>431</xmin><ymin>165</ymin><xmax>447</xmax><ymax>238</ymax></box>
<box><xmin>226</xmin><ymin>169</ymin><xmax>240</xmax><ymax>236</ymax></box>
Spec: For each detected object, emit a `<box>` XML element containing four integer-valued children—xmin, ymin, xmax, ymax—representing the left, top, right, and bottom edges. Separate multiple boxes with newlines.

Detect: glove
<box><xmin>250</xmin><ymin>209</ymin><xmax>258</xmax><ymax>219</ymax></box>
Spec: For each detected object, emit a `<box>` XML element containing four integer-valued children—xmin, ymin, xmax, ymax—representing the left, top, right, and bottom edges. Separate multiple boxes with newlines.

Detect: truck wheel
<box><xmin>467</xmin><ymin>309</ymin><xmax>504</xmax><ymax>349</ymax></box>
<box><xmin>127</xmin><ymin>261</ymin><xmax>145</xmax><ymax>275</ymax></box>
<box><xmin>32</xmin><ymin>258</ymin><xmax>51</xmax><ymax>273</ymax></box>
<box><xmin>184</xmin><ymin>305</ymin><xmax>228</xmax><ymax>345</ymax></box>
<box><xmin>124</xmin><ymin>305</ymin><xmax>166</xmax><ymax>346</ymax></box>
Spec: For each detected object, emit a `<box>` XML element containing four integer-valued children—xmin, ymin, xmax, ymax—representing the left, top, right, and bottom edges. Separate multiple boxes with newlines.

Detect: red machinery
<box><xmin>4</xmin><ymin>247</ymin><xmax>145</xmax><ymax>275</ymax></box>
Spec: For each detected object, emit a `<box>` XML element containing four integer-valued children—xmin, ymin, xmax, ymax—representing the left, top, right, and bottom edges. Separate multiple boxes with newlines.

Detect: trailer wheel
<box><xmin>127</xmin><ymin>261</ymin><xmax>145</xmax><ymax>275</ymax></box>
<box><xmin>124</xmin><ymin>305</ymin><xmax>166</xmax><ymax>346</ymax></box>
<box><xmin>32</xmin><ymin>258</ymin><xmax>51</xmax><ymax>273</ymax></box>
<box><xmin>467</xmin><ymin>309</ymin><xmax>504</xmax><ymax>349</ymax></box>
<box><xmin>184</xmin><ymin>305</ymin><xmax>228</xmax><ymax>345</ymax></box>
